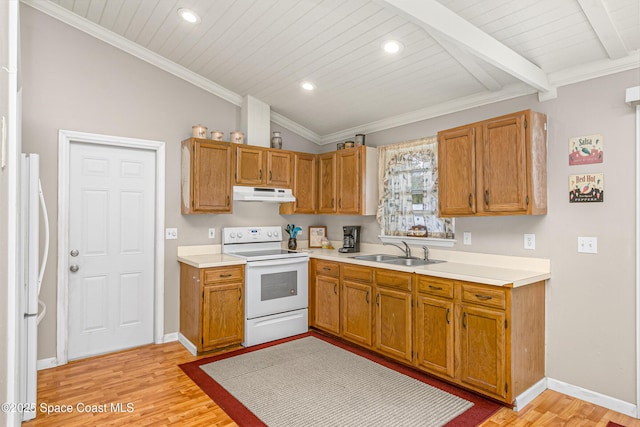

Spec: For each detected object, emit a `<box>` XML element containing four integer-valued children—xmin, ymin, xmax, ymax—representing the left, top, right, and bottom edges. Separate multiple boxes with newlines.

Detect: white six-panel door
<box><xmin>67</xmin><ymin>142</ymin><xmax>155</xmax><ymax>360</ymax></box>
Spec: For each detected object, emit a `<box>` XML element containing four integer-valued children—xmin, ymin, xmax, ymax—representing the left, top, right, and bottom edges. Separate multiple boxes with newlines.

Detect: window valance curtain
<box><xmin>376</xmin><ymin>136</ymin><xmax>453</xmax><ymax>238</ymax></box>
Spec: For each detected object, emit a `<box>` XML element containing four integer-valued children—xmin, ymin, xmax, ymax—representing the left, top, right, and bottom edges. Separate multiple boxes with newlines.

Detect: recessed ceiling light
<box><xmin>178</xmin><ymin>8</ymin><xmax>201</xmax><ymax>24</ymax></box>
<box><xmin>382</xmin><ymin>40</ymin><xmax>403</xmax><ymax>54</ymax></box>
<box><xmin>301</xmin><ymin>81</ymin><xmax>315</xmax><ymax>91</ymax></box>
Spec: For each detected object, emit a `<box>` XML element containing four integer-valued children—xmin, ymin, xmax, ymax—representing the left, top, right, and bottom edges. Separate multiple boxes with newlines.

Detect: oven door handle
<box><xmin>245</xmin><ymin>257</ymin><xmax>309</xmax><ymax>268</ymax></box>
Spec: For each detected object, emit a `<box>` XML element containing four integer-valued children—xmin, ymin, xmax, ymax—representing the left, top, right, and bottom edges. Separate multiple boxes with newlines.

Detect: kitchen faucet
<box><xmin>383</xmin><ymin>241</ymin><xmax>412</xmax><ymax>258</ymax></box>
<box><xmin>422</xmin><ymin>245</ymin><xmax>430</xmax><ymax>261</ymax></box>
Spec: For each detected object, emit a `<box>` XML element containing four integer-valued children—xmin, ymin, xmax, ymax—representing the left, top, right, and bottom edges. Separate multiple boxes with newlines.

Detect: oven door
<box><xmin>245</xmin><ymin>257</ymin><xmax>309</xmax><ymax>319</ymax></box>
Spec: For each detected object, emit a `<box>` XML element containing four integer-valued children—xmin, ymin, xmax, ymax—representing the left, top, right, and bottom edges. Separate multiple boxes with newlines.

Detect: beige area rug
<box><xmin>199</xmin><ymin>336</ymin><xmax>473</xmax><ymax>427</ymax></box>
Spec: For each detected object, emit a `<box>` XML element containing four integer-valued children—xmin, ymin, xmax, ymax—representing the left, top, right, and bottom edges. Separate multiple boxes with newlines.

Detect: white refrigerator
<box><xmin>18</xmin><ymin>153</ymin><xmax>49</xmax><ymax>422</ymax></box>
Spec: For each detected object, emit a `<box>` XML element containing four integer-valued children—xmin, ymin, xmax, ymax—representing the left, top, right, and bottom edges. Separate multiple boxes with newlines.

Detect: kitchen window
<box><xmin>376</xmin><ymin>136</ymin><xmax>454</xmax><ymax>245</ymax></box>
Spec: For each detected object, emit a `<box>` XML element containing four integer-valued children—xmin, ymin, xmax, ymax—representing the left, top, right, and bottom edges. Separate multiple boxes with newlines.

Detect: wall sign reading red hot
<box><xmin>569</xmin><ymin>173</ymin><xmax>603</xmax><ymax>203</ymax></box>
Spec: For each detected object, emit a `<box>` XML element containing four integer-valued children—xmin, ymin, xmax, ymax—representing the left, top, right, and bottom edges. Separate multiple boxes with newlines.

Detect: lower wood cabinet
<box><xmin>310</xmin><ymin>259</ymin><xmax>545</xmax><ymax>406</ymax></box>
<box><xmin>341</xmin><ymin>276</ymin><xmax>374</xmax><ymax>347</ymax></box>
<box><xmin>180</xmin><ymin>263</ymin><xmax>244</xmax><ymax>354</ymax></box>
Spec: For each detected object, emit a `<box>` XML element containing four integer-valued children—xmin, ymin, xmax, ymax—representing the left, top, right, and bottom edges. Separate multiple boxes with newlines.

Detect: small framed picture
<box><xmin>309</xmin><ymin>226</ymin><xmax>327</xmax><ymax>248</ymax></box>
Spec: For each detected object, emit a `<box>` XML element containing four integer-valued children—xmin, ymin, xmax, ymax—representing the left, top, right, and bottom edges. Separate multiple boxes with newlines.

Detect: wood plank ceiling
<box><xmin>23</xmin><ymin>0</ymin><xmax>640</xmax><ymax>144</ymax></box>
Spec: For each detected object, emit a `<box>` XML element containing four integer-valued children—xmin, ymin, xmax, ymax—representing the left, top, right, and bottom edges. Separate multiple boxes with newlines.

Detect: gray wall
<box><xmin>20</xmin><ymin>4</ymin><xmax>640</xmax><ymax>406</ymax></box>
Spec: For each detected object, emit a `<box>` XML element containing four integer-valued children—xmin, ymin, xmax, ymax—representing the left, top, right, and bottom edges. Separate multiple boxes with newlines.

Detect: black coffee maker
<box><xmin>338</xmin><ymin>226</ymin><xmax>361</xmax><ymax>253</ymax></box>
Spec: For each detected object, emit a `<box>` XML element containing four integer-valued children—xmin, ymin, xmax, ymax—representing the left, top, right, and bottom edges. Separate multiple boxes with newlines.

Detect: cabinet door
<box><xmin>438</xmin><ymin>127</ymin><xmax>476</xmax><ymax>216</ymax></box>
<box><xmin>415</xmin><ymin>295</ymin><xmax>454</xmax><ymax>378</ymax></box>
<box><xmin>459</xmin><ymin>304</ymin><xmax>506</xmax><ymax>398</ymax></box>
<box><xmin>480</xmin><ymin>113</ymin><xmax>527</xmax><ymax>213</ymax></box>
<box><xmin>292</xmin><ymin>153</ymin><xmax>316</xmax><ymax>213</ymax></box>
<box><xmin>192</xmin><ymin>141</ymin><xmax>233</xmax><ymax>213</ymax></box>
<box><xmin>202</xmin><ymin>282</ymin><xmax>244</xmax><ymax>350</ymax></box>
<box><xmin>267</xmin><ymin>150</ymin><xmax>292</xmax><ymax>187</ymax></box>
<box><xmin>375</xmin><ymin>287</ymin><xmax>412</xmax><ymax>362</ymax></box>
<box><xmin>341</xmin><ymin>280</ymin><xmax>373</xmax><ymax>346</ymax></box>
<box><xmin>236</xmin><ymin>146</ymin><xmax>265</xmax><ymax>185</ymax></box>
<box><xmin>317</xmin><ymin>152</ymin><xmax>337</xmax><ymax>214</ymax></box>
<box><xmin>337</xmin><ymin>149</ymin><xmax>361</xmax><ymax>214</ymax></box>
<box><xmin>315</xmin><ymin>275</ymin><xmax>340</xmax><ymax>334</ymax></box>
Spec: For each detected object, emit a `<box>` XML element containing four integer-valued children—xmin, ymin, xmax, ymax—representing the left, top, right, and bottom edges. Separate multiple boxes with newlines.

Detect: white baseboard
<box><xmin>514</xmin><ymin>378</ymin><xmax>547</xmax><ymax>411</ymax></box>
<box><xmin>178</xmin><ymin>333</ymin><xmax>197</xmax><ymax>356</ymax></box>
<box><xmin>547</xmin><ymin>377</ymin><xmax>638</xmax><ymax>418</ymax></box>
<box><xmin>37</xmin><ymin>357</ymin><xmax>58</xmax><ymax>371</ymax></box>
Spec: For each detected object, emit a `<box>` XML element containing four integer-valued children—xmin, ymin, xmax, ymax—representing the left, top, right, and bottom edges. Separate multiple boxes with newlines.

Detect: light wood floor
<box><xmin>25</xmin><ymin>341</ymin><xmax>639</xmax><ymax>427</ymax></box>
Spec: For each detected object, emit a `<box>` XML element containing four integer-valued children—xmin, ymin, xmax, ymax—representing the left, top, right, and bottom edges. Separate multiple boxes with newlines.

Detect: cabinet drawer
<box><xmin>316</xmin><ymin>260</ymin><xmax>340</xmax><ymax>278</ymax></box>
<box><xmin>375</xmin><ymin>269</ymin><xmax>412</xmax><ymax>291</ymax></box>
<box><xmin>203</xmin><ymin>266</ymin><xmax>243</xmax><ymax>284</ymax></box>
<box><xmin>343</xmin><ymin>264</ymin><xmax>373</xmax><ymax>282</ymax></box>
<box><xmin>417</xmin><ymin>276</ymin><xmax>454</xmax><ymax>298</ymax></box>
<box><xmin>461</xmin><ymin>283</ymin><xmax>507</xmax><ymax>310</ymax></box>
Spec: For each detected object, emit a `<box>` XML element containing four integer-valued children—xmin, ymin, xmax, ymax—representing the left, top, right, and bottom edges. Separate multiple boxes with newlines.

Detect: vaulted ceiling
<box><xmin>22</xmin><ymin>0</ymin><xmax>640</xmax><ymax>144</ymax></box>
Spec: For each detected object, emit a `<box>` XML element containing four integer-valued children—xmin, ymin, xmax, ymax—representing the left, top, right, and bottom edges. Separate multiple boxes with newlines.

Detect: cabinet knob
<box><xmin>484</xmin><ymin>190</ymin><xmax>489</xmax><ymax>205</ymax></box>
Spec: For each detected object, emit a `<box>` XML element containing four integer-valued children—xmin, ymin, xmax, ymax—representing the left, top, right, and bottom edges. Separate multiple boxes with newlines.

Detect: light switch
<box><xmin>165</xmin><ymin>228</ymin><xmax>178</xmax><ymax>240</ymax></box>
<box><xmin>463</xmin><ymin>232</ymin><xmax>471</xmax><ymax>245</ymax></box>
<box><xmin>208</xmin><ymin>228</ymin><xmax>216</xmax><ymax>239</ymax></box>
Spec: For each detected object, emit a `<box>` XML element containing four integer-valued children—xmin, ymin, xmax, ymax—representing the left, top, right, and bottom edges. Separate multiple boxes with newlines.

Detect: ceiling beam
<box><xmin>382</xmin><ymin>0</ymin><xmax>552</xmax><ymax>93</ymax></box>
<box><xmin>577</xmin><ymin>0</ymin><xmax>628</xmax><ymax>60</ymax></box>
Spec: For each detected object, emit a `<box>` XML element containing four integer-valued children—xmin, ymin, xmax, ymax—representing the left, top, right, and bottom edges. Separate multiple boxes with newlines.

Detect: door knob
<box><xmin>69</xmin><ymin>265</ymin><xmax>79</xmax><ymax>273</ymax></box>
<box><xmin>70</xmin><ymin>249</ymin><xmax>79</xmax><ymax>257</ymax></box>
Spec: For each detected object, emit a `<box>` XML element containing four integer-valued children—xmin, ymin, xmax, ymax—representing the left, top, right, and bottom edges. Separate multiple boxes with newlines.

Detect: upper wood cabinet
<box><xmin>317</xmin><ymin>146</ymin><xmax>377</xmax><ymax>215</ymax></box>
<box><xmin>279</xmin><ymin>152</ymin><xmax>317</xmax><ymax>215</ymax></box>
<box><xmin>181</xmin><ymin>138</ymin><xmax>233</xmax><ymax>214</ymax></box>
<box><xmin>235</xmin><ymin>145</ymin><xmax>293</xmax><ymax>188</ymax></box>
<box><xmin>438</xmin><ymin>110</ymin><xmax>547</xmax><ymax>217</ymax></box>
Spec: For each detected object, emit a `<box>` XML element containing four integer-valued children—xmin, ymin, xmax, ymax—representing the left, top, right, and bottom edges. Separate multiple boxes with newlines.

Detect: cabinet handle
<box><xmin>475</xmin><ymin>294</ymin><xmax>492</xmax><ymax>300</ymax></box>
<box><xmin>462</xmin><ymin>311</ymin><xmax>467</xmax><ymax>328</ymax></box>
<box><xmin>484</xmin><ymin>189</ymin><xmax>489</xmax><ymax>205</ymax></box>
<box><xmin>365</xmin><ymin>291</ymin><xmax>369</xmax><ymax>304</ymax></box>
<box><xmin>526</xmin><ymin>195</ymin><xmax>530</xmax><ymax>206</ymax></box>
<box><xmin>428</xmin><ymin>285</ymin><xmax>443</xmax><ymax>290</ymax></box>
<box><xmin>339</xmin><ymin>199</ymin><xmax>342</xmax><ymax>208</ymax></box>
<box><xmin>446</xmin><ymin>308</ymin><xmax>450</xmax><ymax>324</ymax></box>
<box><xmin>220</xmin><ymin>273</ymin><xmax>232</xmax><ymax>278</ymax></box>
<box><xmin>331</xmin><ymin>198</ymin><xmax>334</xmax><ymax>208</ymax></box>
<box><xmin>468</xmin><ymin>193</ymin><xmax>473</xmax><ymax>208</ymax></box>
<box><xmin>226</xmin><ymin>195</ymin><xmax>230</xmax><ymax>206</ymax></box>
<box><xmin>269</xmin><ymin>170</ymin><xmax>272</xmax><ymax>181</ymax></box>
<box><xmin>239</xmin><ymin>287</ymin><xmax>242</xmax><ymax>301</ymax></box>
<box><xmin>333</xmin><ymin>284</ymin><xmax>337</xmax><ymax>295</ymax></box>
<box><xmin>323</xmin><ymin>267</ymin><xmax>331</xmax><ymax>271</ymax></box>
<box><xmin>376</xmin><ymin>293</ymin><xmax>380</xmax><ymax>306</ymax></box>
<box><xmin>259</xmin><ymin>169</ymin><xmax>262</xmax><ymax>180</ymax></box>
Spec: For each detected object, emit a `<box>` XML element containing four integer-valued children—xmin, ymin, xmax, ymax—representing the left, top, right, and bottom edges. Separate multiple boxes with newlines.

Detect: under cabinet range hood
<box><xmin>233</xmin><ymin>186</ymin><xmax>296</xmax><ymax>203</ymax></box>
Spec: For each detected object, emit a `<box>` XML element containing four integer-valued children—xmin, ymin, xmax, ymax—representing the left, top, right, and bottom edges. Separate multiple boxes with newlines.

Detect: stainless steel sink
<box><xmin>382</xmin><ymin>258</ymin><xmax>446</xmax><ymax>266</ymax></box>
<box><xmin>350</xmin><ymin>254</ymin><xmax>446</xmax><ymax>266</ymax></box>
<box><xmin>350</xmin><ymin>254</ymin><xmax>402</xmax><ymax>262</ymax></box>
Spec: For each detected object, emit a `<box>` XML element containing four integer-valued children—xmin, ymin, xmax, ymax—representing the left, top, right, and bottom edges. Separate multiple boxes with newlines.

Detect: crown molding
<box><xmin>270</xmin><ymin>111</ymin><xmax>321</xmax><ymax>144</ymax></box>
<box><xmin>548</xmin><ymin>50</ymin><xmax>640</xmax><ymax>88</ymax></box>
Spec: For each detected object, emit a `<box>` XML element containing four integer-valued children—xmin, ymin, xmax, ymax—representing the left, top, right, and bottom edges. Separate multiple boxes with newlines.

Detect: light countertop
<box><xmin>177</xmin><ymin>244</ymin><xmax>550</xmax><ymax>288</ymax></box>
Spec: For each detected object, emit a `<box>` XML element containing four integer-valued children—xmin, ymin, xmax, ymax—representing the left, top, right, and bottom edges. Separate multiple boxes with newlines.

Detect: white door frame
<box><xmin>57</xmin><ymin>129</ymin><xmax>165</xmax><ymax>365</ymax></box>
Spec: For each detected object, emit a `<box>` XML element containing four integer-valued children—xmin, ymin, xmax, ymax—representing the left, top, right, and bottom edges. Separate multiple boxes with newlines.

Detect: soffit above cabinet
<box><xmin>25</xmin><ymin>0</ymin><xmax>640</xmax><ymax>143</ymax></box>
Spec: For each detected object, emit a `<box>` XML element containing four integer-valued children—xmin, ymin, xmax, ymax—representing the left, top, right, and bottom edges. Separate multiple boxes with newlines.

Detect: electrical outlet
<box><xmin>524</xmin><ymin>234</ymin><xmax>535</xmax><ymax>250</ymax></box>
<box><xmin>208</xmin><ymin>228</ymin><xmax>216</xmax><ymax>239</ymax></box>
<box><xmin>165</xmin><ymin>228</ymin><xmax>178</xmax><ymax>240</ymax></box>
<box><xmin>463</xmin><ymin>232</ymin><xmax>471</xmax><ymax>245</ymax></box>
<box><xmin>578</xmin><ymin>236</ymin><xmax>597</xmax><ymax>254</ymax></box>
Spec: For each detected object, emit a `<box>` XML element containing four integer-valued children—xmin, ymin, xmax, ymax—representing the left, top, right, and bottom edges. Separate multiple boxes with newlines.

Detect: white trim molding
<box><xmin>547</xmin><ymin>378</ymin><xmax>637</xmax><ymax>418</ymax></box>
<box><xmin>56</xmin><ymin>130</ymin><xmax>166</xmax><ymax>365</ymax></box>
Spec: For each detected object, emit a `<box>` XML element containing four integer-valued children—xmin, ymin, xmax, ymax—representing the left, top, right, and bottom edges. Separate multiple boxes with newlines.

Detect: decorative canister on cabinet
<box><xmin>230</xmin><ymin>131</ymin><xmax>244</xmax><ymax>144</ymax></box>
<box><xmin>210</xmin><ymin>130</ymin><xmax>224</xmax><ymax>141</ymax></box>
<box><xmin>344</xmin><ymin>141</ymin><xmax>355</xmax><ymax>149</ymax></box>
<box><xmin>355</xmin><ymin>133</ymin><xmax>365</xmax><ymax>146</ymax></box>
<box><xmin>192</xmin><ymin>125</ymin><xmax>207</xmax><ymax>138</ymax></box>
<box><xmin>271</xmin><ymin>131</ymin><xmax>283</xmax><ymax>149</ymax></box>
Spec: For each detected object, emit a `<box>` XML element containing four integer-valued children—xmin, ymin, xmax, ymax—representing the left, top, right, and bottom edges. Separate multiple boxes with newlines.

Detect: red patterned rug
<box><xmin>608</xmin><ymin>422</ymin><xmax>626</xmax><ymax>427</ymax></box>
<box><xmin>180</xmin><ymin>330</ymin><xmax>502</xmax><ymax>426</ymax></box>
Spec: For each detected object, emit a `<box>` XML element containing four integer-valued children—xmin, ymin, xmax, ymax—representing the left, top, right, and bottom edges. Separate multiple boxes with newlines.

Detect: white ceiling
<box><xmin>23</xmin><ymin>0</ymin><xmax>640</xmax><ymax>144</ymax></box>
